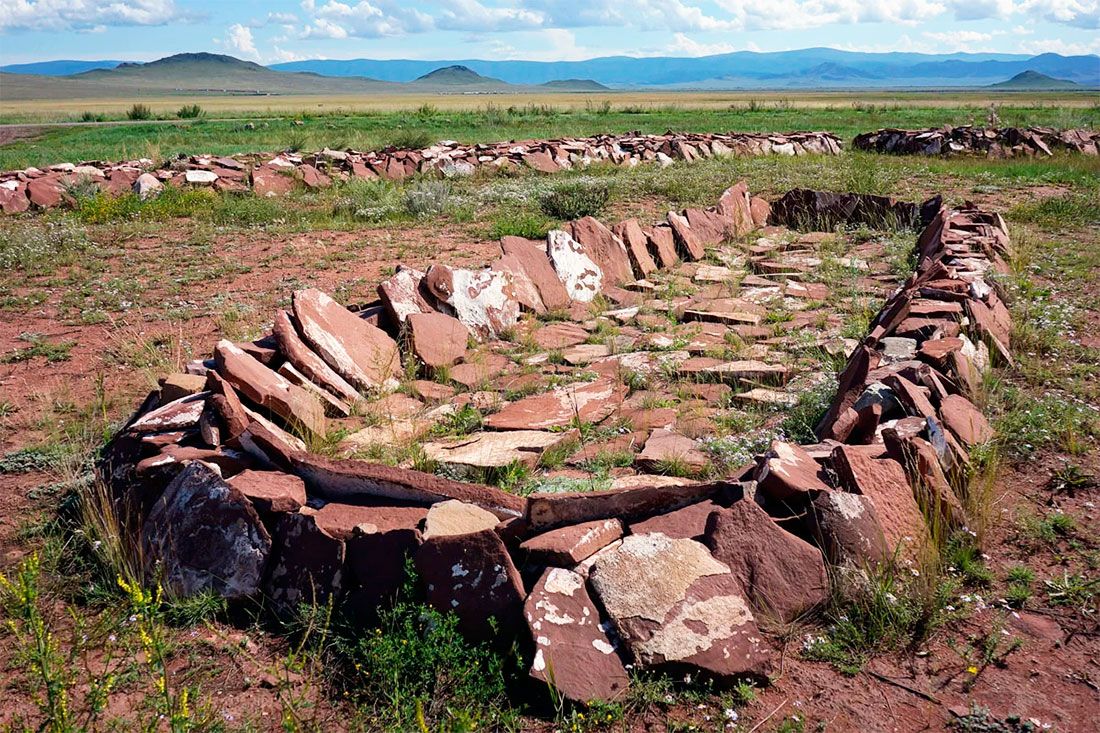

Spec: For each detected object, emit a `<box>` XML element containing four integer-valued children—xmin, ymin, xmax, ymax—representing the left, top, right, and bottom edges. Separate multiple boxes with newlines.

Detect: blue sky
<box><xmin>1</xmin><ymin>1</ymin><xmax>1097</xmax><ymax>65</ymax></box>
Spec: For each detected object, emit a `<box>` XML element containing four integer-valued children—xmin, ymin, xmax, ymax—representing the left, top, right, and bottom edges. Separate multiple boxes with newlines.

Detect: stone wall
<box><xmin>0</xmin><ymin>130</ymin><xmax>842</xmax><ymax>214</ymax></box>
<box><xmin>96</xmin><ymin>177</ymin><xmax>1013</xmax><ymax>704</ymax></box>
<box><xmin>853</xmin><ymin>125</ymin><xmax>1099</xmax><ymax>157</ymax></box>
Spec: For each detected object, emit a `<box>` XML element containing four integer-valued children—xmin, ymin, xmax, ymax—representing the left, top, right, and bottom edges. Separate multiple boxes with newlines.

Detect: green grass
<box><xmin>539</xmin><ymin>179</ymin><xmax>613</xmax><ymax>220</ymax></box>
<box><xmin>1</xmin><ymin>332</ymin><xmax>76</xmax><ymax>364</ymax></box>
<box><xmin>2</xmin><ymin>103</ymin><xmax>1098</xmax><ymax>170</ymax></box>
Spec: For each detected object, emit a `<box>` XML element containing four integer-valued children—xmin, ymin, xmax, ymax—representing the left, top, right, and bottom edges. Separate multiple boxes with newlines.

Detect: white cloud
<box><xmin>437</xmin><ymin>0</ymin><xmax>544</xmax><ymax>31</ymax></box>
<box><xmin>922</xmin><ymin>29</ymin><xmax>1009</xmax><ymax>50</ymax></box>
<box><xmin>1021</xmin><ymin>0</ymin><xmax>1100</xmax><ymax>29</ymax></box>
<box><xmin>219</xmin><ymin>23</ymin><xmax>261</xmax><ymax>61</ymax></box>
<box><xmin>299</xmin><ymin>0</ymin><xmax>432</xmax><ymax>38</ymax></box>
<box><xmin>0</xmin><ymin>0</ymin><xmax>189</xmax><ymax>32</ymax></box>
<box><xmin>1019</xmin><ymin>35</ymin><xmax>1100</xmax><ymax>54</ymax></box>
<box><xmin>663</xmin><ymin>33</ymin><xmax>747</xmax><ymax>56</ymax></box>
<box><xmin>482</xmin><ymin>28</ymin><xmax>599</xmax><ymax>61</ymax></box>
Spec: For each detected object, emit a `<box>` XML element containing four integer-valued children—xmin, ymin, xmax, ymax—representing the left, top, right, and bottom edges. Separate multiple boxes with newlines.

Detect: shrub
<box><xmin>79</xmin><ymin>111</ymin><xmax>105</xmax><ymax>122</ymax></box>
<box><xmin>539</xmin><ymin>180</ymin><xmax>612</xmax><ymax>220</ymax></box>
<box><xmin>175</xmin><ymin>104</ymin><xmax>204</xmax><ymax>119</ymax></box>
<box><xmin>343</xmin><ymin>565</ymin><xmax>520</xmax><ymax>730</ymax></box>
<box><xmin>489</xmin><ymin>209</ymin><xmax>552</xmax><ymax>239</ymax></box>
<box><xmin>386</xmin><ymin>128</ymin><xmax>434</xmax><ymax>150</ymax></box>
<box><xmin>126</xmin><ymin>103</ymin><xmax>153</xmax><ymax>121</ymax></box>
<box><xmin>404</xmin><ymin>181</ymin><xmax>451</xmax><ymax>218</ymax></box>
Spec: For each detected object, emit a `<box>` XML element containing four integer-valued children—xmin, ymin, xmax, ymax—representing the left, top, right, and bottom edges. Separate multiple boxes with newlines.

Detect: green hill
<box><xmin>987</xmin><ymin>70</ymin><xmax>1082</xmax><ymax>90</ymax></box>
<box><xmin>412</xmin><ymin>65</ymin><xmax>507</xmax><ymax>87</ymax></box>
<box><xmin>539</xmin><ymin>78</ymin><xmax>610</xmax><ymax>91</ymax></box>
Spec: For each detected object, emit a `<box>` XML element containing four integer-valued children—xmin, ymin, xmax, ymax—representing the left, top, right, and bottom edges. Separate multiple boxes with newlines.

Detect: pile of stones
<box><xmin>0</xmin><ymin>130</ymin><xmax>842</xmax><ymax>214</ymax></box>
<box><xmin>852</xmin><ymin>125</ymin><xmax>1100</xmax><ymax>157</ymax></box>
<box><xmin>97</xmin><ymin>176</ymin><xmax>1012</xmax><ymax>703</ymax></box>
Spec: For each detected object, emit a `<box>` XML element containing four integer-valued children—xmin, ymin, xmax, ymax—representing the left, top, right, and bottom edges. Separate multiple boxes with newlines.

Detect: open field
<box><xmin>1</xmin><ymin>96</ymin><xmax>1098</xmax><ymax>171</ymax></box>
<box><xmin>1</xmin><ymin>108</ymin><xmax>1098</xmax><ymax>731</ymax></box>
<box><xmin>1</xmin><ymin>88</ymin><xmax>1098</xmax><ymax>124</ymax></box>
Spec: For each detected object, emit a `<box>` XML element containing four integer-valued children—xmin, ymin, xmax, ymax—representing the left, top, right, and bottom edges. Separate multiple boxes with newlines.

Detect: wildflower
<box><xmin>724</xmin><ymin>708</ymin><xmax>738</xmax><ymax>721</ymax></box>
<box><xmin>967</xmin><ymin>665</ymin><xmax>978</xmax><ymax>674</ymax></box>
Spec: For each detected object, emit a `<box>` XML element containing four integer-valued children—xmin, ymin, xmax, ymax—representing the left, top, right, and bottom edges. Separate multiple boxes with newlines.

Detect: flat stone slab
<box><xmin>484</xmin><ymin>378</ymin><xmax>626</xmax><ymax>431</ymax></box>
<box><xmin>525</xmin><ymin>567</ymin><xmax>630</xmax><ymax>703</ymax></box>
<box><xmin>677</xmin><ymin>358</ymin><xmax>789</xmax><ymax>386</ymax></box>
<box><xmin>635</xmin><ymin>429</ymin><xmax>710</xmax><ymax>473</ymax></box>
<box><xmin>588</xmin><ymin>534</ymin><xmax>772</xmax><ymax>681</ymax></box>
<box><xmin>424</xmin><ymin>430</ymin><xmax>568</xmax><ymax>470</ymax></box>
<box><xmin>521</xmin><ymin>518</ymin><xmax>624</xmax><ymax>566</ymax></box>
<box><xmin>293</xmin><ymin>288</ymin><xmax>401</xmax><ymax>392</ymax></box>
<box><xmin>422</xmin><ymin>499</ymin><xmax>501</xmax><ymax>539</ymax></box>
<box><xmin>227</xmin><ymin>469</ymin><xmax>307</xmax><ymax>513</ymax></box>
<box><xmin>527</xmin><ymin>481</ymin><xmax>721</xmax><ymax>531</ymax></box>
<box><xmin>215</xmin><ymin>340</ymin><xmax>325</xmax><ymax>439</ymax></box>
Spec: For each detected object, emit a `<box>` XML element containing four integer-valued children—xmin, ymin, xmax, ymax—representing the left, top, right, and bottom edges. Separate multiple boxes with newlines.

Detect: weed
<box><xmin>489</xmin><ymin>209</ymin><xmax>552</xmax><ymax>239</ymax></box>
<box><xmin>2</xmin><ymin>332</ymin><xmax>75</xmax><ymax>364</ymax></box>
<box><xmin>341</xmin><ymin>564</ymin><xmax>522</xmax><ymax>730</ymax></box>
<box><xmin>385</xmin><ymin>128</ymin><xmax>434</xmax><ymax>150</ymax></box>
<box><xmin>404</xmin><ymin>180</ymin><xmax>451</xmax><ymax>217</ymax></box>
<box><xmin>1044</xmin><ymin>570</ymin><xmax>1098</xmax><ymax>611</ymax></box>
<box><xmin>176</xmin><ymin>104</ymin><xmax>204</xmax><ymax>119</ymax></box>
<box><xmin>126</xmin><ymin>103</ymin><xmax>153</xmax><ymax>121</ymax></box>
<box><xmin>1010</xmin><ymin>193</ymin><xmax>1100</xmax><ymax>230</ymax></box>
<box><xmin>539</xmin><ymin>180</ymin><xmax>612</xmax><ymax>220</ymax></box>
<box><xmin>950</xmin><ymin>704</ymin><xmax>1047</xmax><ymax>732</ymax></box>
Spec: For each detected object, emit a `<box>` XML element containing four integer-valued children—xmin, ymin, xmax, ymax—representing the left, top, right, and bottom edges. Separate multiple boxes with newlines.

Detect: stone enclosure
<box><xmin>93</xmin><ymin>131</ymin><xmax>1017</xmax><ymax>704</ymax></box>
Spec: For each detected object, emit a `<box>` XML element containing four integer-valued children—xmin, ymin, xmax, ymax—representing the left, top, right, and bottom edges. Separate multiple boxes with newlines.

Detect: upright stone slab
<box><xmin>567</xmin><ymin>217</ymin><xmax>634</xmax><ymax>285</ymax></box>
<box><xmin>214</xmin><ymin>340</ymin><xmax>326</xmax><ymax>439</ymax></box>
<box><xmin>293</xmin><ymin>288</ymin><xmax>401</xmax><ymax>392</ymax></box>
<box><xmin>705</xmin><ymin>500</ymin><xmax>828</xmax><ymax>622</ymax></box>
<box><xmin>407</xmin><ymin>311</ymin><xmax>467</xmax><ymax>368</ymax></box>
<box><xmin>667</xmin><ymin>211</ymin><xmax>706</xmax><ymax>260</ymax></box>
<box><xmin>421</xmin><ymin>264</ymin><xmax>520</xmax><ymax>340</ymax></box>
<box><xmin>831</xmin><ymin>445</ymin><xmax>925</xmax><ymax>553</ymax></box>
<box><xmin>377</xmin><ymin>267</ymin><xmax>435</xmax><ymax>325</ymax></box>
<box><xmin>491</xmin><ymin>254</ymin><xmax>546</xmax><ymax>314</ymax></box>
<box><xmin>414</xmin><ymin>528</ymin><xmax>526</xmax><ymax>639</ymax></box>
<box><xmin>264</xmin><ymin>512</ymin><xmax>345</xmax><ymax>611</ymax></box>
<box><xmin>547</xmin><ymin>229</ymin><xmax>602</xmax><ymax>302</ymax></box>
<box><xmin>611</xmin><ymin>219</ymin><xmax>658</xmax><ymax>278</ymax></box>
<box><xmin>588</xmin><ymin>534</ymin><xmax>772</xmax><ymax>682</ymax></box>
<box><xmin>141</xmin><ymin>462</ymin><xmax>271</xmax><ymax>599</ymax></box>
<box><xmin>500</xmin><ymin>236</ymin><xmax>571</xmax><ymax>311</ymax></box>
<box><xmin>525</xmin><ymin>568</ymin><xmax>630</xmax><ymax>703</ymax></box>
<box><xmin>272</xmin><ymin>309</ymin><xmax>361</xmax><ymax>405</ymax></box>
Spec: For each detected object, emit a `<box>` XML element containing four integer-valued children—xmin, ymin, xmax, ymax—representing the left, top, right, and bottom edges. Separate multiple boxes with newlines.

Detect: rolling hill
<box><xmin>987</xmin><ymin>70</ymin><xmax>1082</xmax><ymax>90</ymax></box>
<box><xmin>0</xmin><ymin>59</ymin><xmax>130</xmax><ymax>75</ymax></box>
<box><xmin>0</xmin><ymin>54</ymin><xmax>611</xmax><ymax>101</ymax></box>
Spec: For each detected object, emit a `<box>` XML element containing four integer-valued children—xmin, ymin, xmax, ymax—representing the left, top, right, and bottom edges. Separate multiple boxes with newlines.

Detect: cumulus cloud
<box><xmin>663</xmin><ymin>33</ymin><xmax>751</xmax><ymax>56</ymax></box>
<box><xmin>0</xmin><ymin>0</ymin><xmax>191</xmax><ymax>32</ymax></box>
<box><xmin>1020</xmin><ymin>0</ymin><xmax>1100</xmax><ymax>29</ymax></box>
<box><xmin>299</xmin><ymin>0</ymin><xmax>432</xmax><ymax>38</ymax></box>
<box><xmin>218</xmin><ymin>23</ymin><xmax>261</xmax><ymax>61</ymax></box>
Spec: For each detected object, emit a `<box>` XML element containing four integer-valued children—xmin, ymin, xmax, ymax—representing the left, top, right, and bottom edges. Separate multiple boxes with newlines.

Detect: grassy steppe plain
<box><xmin>1</xmin><ymin>90</ymin><xmax>1097</xmax><ymax>170</ymax></box>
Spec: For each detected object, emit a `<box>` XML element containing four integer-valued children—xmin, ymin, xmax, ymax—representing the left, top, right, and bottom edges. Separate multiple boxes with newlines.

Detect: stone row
<box><xmin>96</xmin><ymin>182</ymin><xmax>1013</xmax><ymax>706</ymax></box>
<box><xmin>0</xmin><ymin>129</ymin><xmax>842</xmax><ymax>214</ymax></box>
<box><xmin>852</xmin><ymin>125</ymin><xmax>1099</xmax><ymax>157</ymax></box>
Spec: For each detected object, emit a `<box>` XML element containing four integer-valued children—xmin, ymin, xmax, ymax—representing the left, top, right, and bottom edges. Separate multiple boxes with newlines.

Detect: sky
<box><xmin>0</xmin><ymin>0</ymin><xmax>1098</xmax><ymax>66</ymax></box>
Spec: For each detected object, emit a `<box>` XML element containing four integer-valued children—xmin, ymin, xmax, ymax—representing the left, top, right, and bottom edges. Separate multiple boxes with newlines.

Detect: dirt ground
<box><xmin>0</xmin><ymin>159</ymin><xmax>1097</xmax><ymax>731</ymax></box>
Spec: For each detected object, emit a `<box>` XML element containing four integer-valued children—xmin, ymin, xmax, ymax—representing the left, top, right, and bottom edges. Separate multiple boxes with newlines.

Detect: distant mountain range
<box><xmin>1</xmin><ymin>50</ymin><xmax>1096</xmax><ymax>96</ymax></box>
<box><xmin>0</xmin><ymin>53</ymin><xmax>605</xmax><ymax>101</ymax></box>
<box><xmin>268</xmin><ymin>49</ymin><xmax>1099</xmax><ymax>89</ymax></box>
